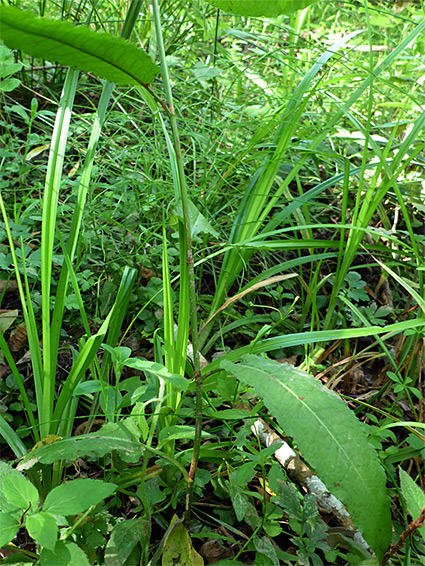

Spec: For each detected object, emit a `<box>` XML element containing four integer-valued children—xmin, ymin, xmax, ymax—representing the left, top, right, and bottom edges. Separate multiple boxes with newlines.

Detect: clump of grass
<box><xmin>0</xmin><ymin>0</ymin><xmax>424</xmax><ymax>564</ymax></box>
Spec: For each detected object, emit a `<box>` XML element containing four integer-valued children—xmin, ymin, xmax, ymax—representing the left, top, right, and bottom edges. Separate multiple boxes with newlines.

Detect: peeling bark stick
<box><xmin>251</xmin><ymin>418</ymin><xmax>372</xmax><ymax>554</ymax></box>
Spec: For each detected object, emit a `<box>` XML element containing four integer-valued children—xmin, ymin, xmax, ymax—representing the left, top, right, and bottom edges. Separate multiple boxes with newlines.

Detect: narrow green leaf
<box><xmin>206</xmin><ymin>318</ymin><xmax>425</xmax><ymax>373</ymax></box>
<box><xmin>0</xmin><ymin>6</ymin><xmax>159</xmax><ymax>86</ymax></box>
<box><xmin>204</xmin><ymin>0</ymin><xmax>317</xmax><ymax>17</ymax></box>
<box><xmin>158</xmin><ymin>425</ymin><xmax>214</xmax><ymax>444</ymax></box>
<box><xmin>203</xmin><ymin>408</ymin><xmax>252</xmax><ymax>420</ymax></box>
<box><xmin>43</xmin><ymin>479</ymin><xmax>117</xmax><ymax>515</ymax></box>
<box><xmin>0</xmin><ymin>414</ymin><xmax>28</xmax><ymax>459</ymax></box>
<box><xmin>221</xmin><ymin>355</ymin><xmax>391</xmax><ymax>558</ymax></box>
<box><xmin>124</xmin><ymin>358</ymin><xmax>189</xmax><ymax>391</ymax></box>
<box><xmin>41</xmin><ymin>68</ymin><xmax>78</xmax><ymax>439</ymax></box>
<box><xmin>26</xmin><ymin>512</ymin><xmax>58</xmax><ymax>551</ymax></box>
<box><xmin>99</xmin><ymin>267</ymin><xmax>137</xmax><ymax>382</ymax></box>
<box><xmin>399</xmin><ymin>468</ymin><xmax>425</xmax><ymax>541</ymax></box>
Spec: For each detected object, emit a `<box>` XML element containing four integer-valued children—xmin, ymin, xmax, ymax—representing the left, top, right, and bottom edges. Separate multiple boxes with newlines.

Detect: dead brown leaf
<box><xmin>0</xmin><ymin>280</ymin><xmax>19</xmax><ymax>295</ymax></box>
<box><xmin>8</xmin><ymin>323</ymin><xmax>28</xmax><ymax>353</ymax></box>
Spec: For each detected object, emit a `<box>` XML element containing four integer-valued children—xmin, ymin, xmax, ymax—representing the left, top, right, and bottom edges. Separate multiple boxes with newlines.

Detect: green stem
<box><xmin>149</xmin><ymin>0</ymin><xmax>202</xmax><ymax>528</ymax></box>
<box><xmin>141</xmin><ymin>442</ymin><xmax>191</xmax><ymax>483</ymax></box>
<box><xmin>138</xmin><ymin>379</ymin><xmax>166</xmax><ymax>564</ymax></box>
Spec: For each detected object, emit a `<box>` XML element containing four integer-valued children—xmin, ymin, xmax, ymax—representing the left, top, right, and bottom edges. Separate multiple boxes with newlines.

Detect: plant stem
<box><xmin>149</xmin><ymin>0</ymin><xmax>202</xmax><ymax>528</ymax></box>
<box><xmin>138</xmin><ymin>378</ymin><xmax>166</xmax><ymax>564</ymax></box>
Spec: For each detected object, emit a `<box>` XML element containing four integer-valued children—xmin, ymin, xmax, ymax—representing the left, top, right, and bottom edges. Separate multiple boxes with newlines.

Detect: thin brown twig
<box><xmin>381</xmin><ymin>507</ymin><xmax>425</xmax><ymax>565</ymax></box>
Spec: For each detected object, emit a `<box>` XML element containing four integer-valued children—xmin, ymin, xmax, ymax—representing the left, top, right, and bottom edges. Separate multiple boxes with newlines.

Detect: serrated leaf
<box><xmin>221</xmin><ymin>355</ymin><xmax>391</xmax><ymax>559</ymax></box>
<box><xmin>254</xmin><ymin>536</ymin><xmax>279</xmax><ymax>566</ymax></box>
<box><xmin>204</xmin><ymin>0</ymin><xmax>317</xmax><ymax>17</ymax></box>
<box><xmin>0</xmin><ymin>6</ymin><xmax>159</xmax><ymax>86</ymax></box>
<box><xmin>2</xmin><ymin>475</ymin><xmax>39</xmax><ymax>511</ymax></box>
<box><xmin>39</xmin><ymin>540</ymin><xmax>90</xmax><ymax>566</ymax></box>
<box><xmin>43</xmin><ymin>479</ymin><xmax>117</xmax><ymax>515</ymax></box>
<box><xmin>17</xmin><ymin>421</ymin><xmax>142</xmax><ymax>469</ymax></box>
<box><xmin>0</xmin><ymin>462</ymin><xmax>30</xmax><ymax>513</ymax></box>
<box><xmin>228</xmin><ymin>483</ymin><xmax>248</xmax><ymax>521</ymax></box>
<box><xmin>399</xmin><ymin>468</ymin><xmax>425</xmax><ymax>541</ymax></box>
<box><xmin>0</xmin><ymin>512</ymin><xmax>20</xmax><ymax>546</ymax></box>
<box><xmin>26</xmin><ymin>512</ymin><xmax>58</xmax><ymax>551</ymax></box>
<box><xmin>105</xmin><ymin>518</ymin><xmax>149</xmax><ymax>566</ymax></box>
<box><xmin>270</xmin><ymin>475</ymin><xmax>302</xmax><ymax>520</ymax></box>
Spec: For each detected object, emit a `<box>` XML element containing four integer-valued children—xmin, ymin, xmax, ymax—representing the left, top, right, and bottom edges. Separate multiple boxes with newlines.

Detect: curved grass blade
<box><xmin>202</xmin><ymin>17</ymin><xmax>425</xmax><ymax>346</ymax></box>
<box><xmin>51</xmin><ymin>309</ymin><xmax>114</xmax><ymax>427</ymax></box>
<box><xmin>200</xmin><ymin>273</ymin><xmax>298</xmax><ymax>332</ymax></box>
<box><xmin>202</xmin><ymin>31</ymin><xmax>363</xmax><ymax>344</ymax></box>
<box><xmin>0</xmin><ymin>5</ymin><xmax>159</xmax><ymax>86</ymax></box>
<box><xmin>222</xmin><ymin>355</ymin><xmax>391</xmax><ymax>558</ymax></box>
<box><xmin>0</xmin><ymin>414</ymin><xmax>27</xmax><ymax>459</ymax></box>
<box><xmin>207</xmin><ymin>318</ymin><xmax>425</xmax><ymax>373</ymax></box>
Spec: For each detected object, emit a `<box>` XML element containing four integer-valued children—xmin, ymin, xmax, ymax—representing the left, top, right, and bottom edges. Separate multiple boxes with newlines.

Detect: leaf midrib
<box><xmin>1</xmin><ymin>13</ymin><xmax>149</xmax><ymax>86</ymax></box>
<box><xmin>255</xmin><ymin>366</ymin><xmax>377</xmax><ymax>491</ymax></box>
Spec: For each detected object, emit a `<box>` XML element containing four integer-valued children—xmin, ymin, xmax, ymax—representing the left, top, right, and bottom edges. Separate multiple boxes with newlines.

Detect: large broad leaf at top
<box><xmin>0</xmin><ymin>6</ymin><xmax>159</xmax><ymax>85</ymax></box>
<box><xmin>221</xmin><ymin>355</ymin><xmax>392</xmax><ymax>559</ymax></box>
<box><xmin>204</xmin><ymin>0</ymin><xmax>317</xmax><ymax>17</ymax></box>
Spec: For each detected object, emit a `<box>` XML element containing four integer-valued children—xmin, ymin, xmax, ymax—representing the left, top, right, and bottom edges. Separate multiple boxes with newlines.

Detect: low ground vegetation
<box><xmin>0</xmin><ymin>0</ymin><xmax>424</xmax><ymax>564</ymax></box>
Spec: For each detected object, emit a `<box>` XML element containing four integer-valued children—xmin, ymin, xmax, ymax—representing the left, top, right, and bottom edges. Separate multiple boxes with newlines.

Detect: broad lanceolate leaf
<box><xmin>43</xmin><ymin>478</ymin><xmax>117</xmax><ymax>515</ymax></box>
<box><xmin>204</xmin><ymin>0</ymin><xmax>317</xmax><ymax>17</ymax></box>
<box><xmin>0</xmin><ymin>6</ymin><xmax>159</xmax><ymax>86</ymax></box>
<box><xmin>221</xmin><ymin>355</ymin><xmax>391</xmax><ymax>559</ymax></box>
<box><xmin>17</xmin><ymin>420</ymin><xmax>143</xmax><ymax>470</ymax></box>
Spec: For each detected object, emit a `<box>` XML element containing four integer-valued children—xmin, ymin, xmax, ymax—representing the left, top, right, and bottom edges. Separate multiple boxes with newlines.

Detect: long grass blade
<box><xmin>40</xmin><ymin>69</ymin><xmax>79</xmax><ymax>437</ymax></box>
